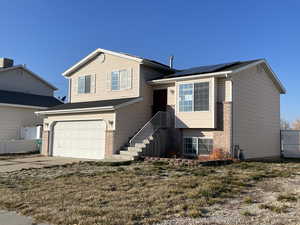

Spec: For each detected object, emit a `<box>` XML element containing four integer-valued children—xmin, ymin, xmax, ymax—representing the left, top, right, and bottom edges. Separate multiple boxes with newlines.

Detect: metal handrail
<box><xmin>129</xmin><ymin>111</ymin><xmax>169</xmax><ymax>147</ymax></box>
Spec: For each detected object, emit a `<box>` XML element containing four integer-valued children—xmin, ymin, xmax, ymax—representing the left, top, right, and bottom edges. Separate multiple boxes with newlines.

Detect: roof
<box><xmin>62</xmin><ymin>48</ymin><xmax>174</xmax><ymax>76</ymax></box>
<box><xmin>0</xmin><ymin>65</ymin><xmax>58</xmax><ymax>90</ymax></box>
<box><xmin>39</xmin><ymin>97</ymin><xmax>141</xmax><ymax>112</ymax></box>
<box><xmin>0</xmin><ymin>90</ymin><xmax>62</xmax><ymax>108</ymax></box>
<box><xmin>164</xmin><ymin>60</ymin><xmax>261</xmax><ymax>78</ymax></box>
<box><xmin>150</xmin><ymin>59</ymin><xmax>286</xmax><ymax>94</ymax></box>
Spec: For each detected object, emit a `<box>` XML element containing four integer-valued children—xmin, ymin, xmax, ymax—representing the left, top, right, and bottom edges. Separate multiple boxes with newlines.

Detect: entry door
<box><xmin>52</xmin><ymin>120</ymin><xmax>106</xmax><ymax>159</ymax></box>
<box><xmin>152</xmin><ymin>89</ymin><xmax>167</xmax><ymax>115</ymax></box>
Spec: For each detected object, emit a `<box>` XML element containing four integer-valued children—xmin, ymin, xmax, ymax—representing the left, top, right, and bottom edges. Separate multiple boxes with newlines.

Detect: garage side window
<box><xmin>78</xmin><ymin>75</ymin><xmax>91</xmax><ymax>94</ymax></box>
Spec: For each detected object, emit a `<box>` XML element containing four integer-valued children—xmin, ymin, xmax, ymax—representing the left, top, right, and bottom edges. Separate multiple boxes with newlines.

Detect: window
<box><xmin>183</xmin><ymin>137</ymin><xmax>213</xmax><ymax>155</ymax></box>
<box><xmin>110</xmin><ymin>69</ymin><xmax>131</xmax><ymax>91</ymax></box>
<box><xmin>179</xmin><ymin>84</ymin><xmax>193</xmax><ymax>112</ymax></box>
<box><xmin>179</xmin><ymin>82</ymin><xmax>209</xmax><ymax>112</ymax></box>
<box><xmin>78</xmin><ymin>75</ymin><xmax>91</xmax><ymax>94</ymax></box>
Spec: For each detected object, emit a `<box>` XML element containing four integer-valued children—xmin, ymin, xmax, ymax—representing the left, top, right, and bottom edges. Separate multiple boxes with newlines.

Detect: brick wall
<box><xmin>105</xmin><ymin>130</ymin><xmax>115</xmax><ymax>156</ymax></box>
<box><xmin>213</xmin><ymin>102</ymin><xmax>232</xmax><ymax>154</ymax></box>
<box><xmin>41</xmin><ymin>131</ymin><xmax>49</xmax><ymax>156</ymax></box>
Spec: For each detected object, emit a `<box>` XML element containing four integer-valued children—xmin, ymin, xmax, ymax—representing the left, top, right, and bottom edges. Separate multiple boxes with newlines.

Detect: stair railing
<box><xmin>129</xmin><ymin>111</ymin><xmax>170</xmax><ymax>147</ymax></box>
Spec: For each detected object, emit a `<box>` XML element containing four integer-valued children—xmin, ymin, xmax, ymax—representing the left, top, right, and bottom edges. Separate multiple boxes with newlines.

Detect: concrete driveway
<box><xmin>0</xmin><ymin>155</ymin><xmax>93</xmax><ymax>173</ymax></box>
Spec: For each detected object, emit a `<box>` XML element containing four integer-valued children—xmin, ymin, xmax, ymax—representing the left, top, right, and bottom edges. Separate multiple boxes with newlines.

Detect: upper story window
<box><xmin>179</xmin><ymin>82</ymin><xmax>209</xmax><ymax>112</ymax></box>
<box><xmin>111</xmin><ymin>69</ymin><xmax>131</xmax><ymax>91</ymax></box>
<box><xmin>78</xmin><ymin>75</ymin><xmax>91</xmax><ymax>94</ymax></box>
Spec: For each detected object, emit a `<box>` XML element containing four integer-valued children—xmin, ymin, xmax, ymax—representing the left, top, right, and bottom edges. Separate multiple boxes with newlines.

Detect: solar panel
<box><xmin>165</xmin><ymin>62</ymin><xmax>239</xmax><ymax>78</ymax></box>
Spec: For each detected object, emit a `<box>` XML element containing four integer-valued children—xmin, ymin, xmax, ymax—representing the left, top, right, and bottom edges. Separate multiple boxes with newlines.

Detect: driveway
<box><xmin>0</xmin><ymin>155</ymin><xmax>93</xmax><ymax>173</ymax></box>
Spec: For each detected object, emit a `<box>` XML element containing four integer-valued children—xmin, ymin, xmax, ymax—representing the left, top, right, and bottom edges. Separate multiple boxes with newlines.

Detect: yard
<box><xmin>0</xmin><ymin>158</ymin><xmax>299</xmax><ymax>225</ymax></box>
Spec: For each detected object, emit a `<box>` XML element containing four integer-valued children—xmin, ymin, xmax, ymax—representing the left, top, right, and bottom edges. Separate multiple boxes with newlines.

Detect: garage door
<box><xmin>52</xmin><ymin>120</ymin><xmax>106</xmax><ymax>159</ymax></box>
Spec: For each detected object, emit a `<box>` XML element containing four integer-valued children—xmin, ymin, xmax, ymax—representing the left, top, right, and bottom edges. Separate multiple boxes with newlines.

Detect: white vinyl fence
<box><xmin>0</xmin><ymin>140</ymin><xmax>38</xmax><ymax>155</ymax></box>
<box><xmin>281</xmin><ymin>130</ymin><xmax>300</xmax><ymax>158</ymax></box>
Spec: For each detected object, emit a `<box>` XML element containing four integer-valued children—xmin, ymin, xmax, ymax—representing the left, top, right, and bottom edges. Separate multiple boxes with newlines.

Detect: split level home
<box><xmin>0</xmin><ymin>58</ymin><xmax>61</xmax><ymax>154</ymax></box>
<box><xmin>36</xmin><ymin>48</ymin><xmax>286</xmax><ymax>160</ymax></box>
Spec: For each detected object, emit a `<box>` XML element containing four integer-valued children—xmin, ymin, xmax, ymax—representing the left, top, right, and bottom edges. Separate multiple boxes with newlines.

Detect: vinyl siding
<box><xmin>232</xmin><ymin>64</ymin><xmax>281</xmax><ymax>159</ymax></box>
<box><xmin>0</xmin><ymin>106</ymin><xmax>42</xmax><ymax>140</ymax></box>
<box><xmin>69</xmin><ymin>53</ymin><xmax>140</xmax><ymax>103</ymax></box>
<box><xmin>0</xmin><ymin>68</ymin><xmax>53</xmax><ymax>96</ymax></box>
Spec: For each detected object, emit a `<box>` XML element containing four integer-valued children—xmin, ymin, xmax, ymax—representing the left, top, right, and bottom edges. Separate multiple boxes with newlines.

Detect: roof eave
<box><xmin>148</xmin><ymin>71</ymin><xmax>230</xmax><ymax>85</ymax></box>
<box><xmin>62</xmin><ymin>48</ymin><xmax>172</xmax><ymax>77</ymax></box>
<box><xmin>0</xmin><ymin>103</ymin><xmax>48</xmax><ymax>110</ymax></box>
<box><xmin>35</xmin><ymin>97</ymin><xmax>143</xmax><ymax>115</ymax></box>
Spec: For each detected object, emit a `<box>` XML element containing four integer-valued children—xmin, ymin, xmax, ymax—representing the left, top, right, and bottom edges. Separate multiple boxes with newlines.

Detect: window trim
<box><xmin>177</xmin><ymin>81</ymin><xmax>210</xmax><ymax>113</ymax></box>
<box><xmin>110</xmin><ymin>69</ymin><xmax>132</xmax><ymax>91</ymax></box>
<box><xmin>77</xmin><ymin>75</ymin><xmax>92</xmax><ymax>94</ymax></box>
<box><xmin>183</xmin><ymin>136</ymin><xmax>213</xmax><ymax>156</ymax></box>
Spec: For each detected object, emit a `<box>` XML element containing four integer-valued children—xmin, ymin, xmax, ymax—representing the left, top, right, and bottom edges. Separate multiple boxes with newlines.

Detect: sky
<box><xmin>0</xmin><ymin>0</ymin><xmax>299</xmax><ymax>122</ymax></box>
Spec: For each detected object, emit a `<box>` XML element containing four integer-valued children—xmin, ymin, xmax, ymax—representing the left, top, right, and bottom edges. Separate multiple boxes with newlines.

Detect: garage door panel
<box><xmin>52</xmin><ymin>120</ymin><xmax>106</xmax><ymax>160</ymax></box>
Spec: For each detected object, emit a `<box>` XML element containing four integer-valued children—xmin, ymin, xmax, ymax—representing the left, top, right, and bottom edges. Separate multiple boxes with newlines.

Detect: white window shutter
<box><xmin>73</xmin><ymin>78</ymin><xmax>78</xmax><ymax>95</ymax></box>
<box><xmin>129</xmin><ymin>68</ymin><xmax>133</xmax><ymax>89</ymax></box>
<box><xmin>106</xmin><ymin>72</ymin><xmax>111</xmax><ymax>91</ymax></box>
<box><xmin>91</xmin><ymin>74</ymin><xmax>96</xmax><ymax>93</ymax></box>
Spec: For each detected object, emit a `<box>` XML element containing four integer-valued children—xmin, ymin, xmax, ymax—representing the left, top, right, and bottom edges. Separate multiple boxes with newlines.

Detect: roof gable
<box><xmin>0</xmin><ymin>65</ymin><xmax>57</xmax><ymax>90</ymax></box>
<box><xmin>62</xmin><ymin>48</ymin><xmax>173</xmax><ymax>77</ymax></box>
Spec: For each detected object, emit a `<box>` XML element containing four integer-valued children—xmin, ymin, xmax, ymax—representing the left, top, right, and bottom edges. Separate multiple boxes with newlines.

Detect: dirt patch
<box><xmin>0</xmin><ymin>159</ymin><xmax>299</xmax><ymax>225</ymax></box>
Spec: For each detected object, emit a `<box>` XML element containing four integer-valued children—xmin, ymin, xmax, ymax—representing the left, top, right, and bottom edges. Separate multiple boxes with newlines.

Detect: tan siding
<box><xmin>175</xmin><ymin>77</ymin><xmax>216</xmax><ymax>128</ymax></box>
<box><xmin>0</xmin><ymin>68</ymin><xmax>53</xmax><ymax>96</ymax></box>
<box><xmin>69</xmin><ymin>53</ymin><xmax>140</xmax><ymax>103</ymax></box>
<box><xmin>0</xmin><ymin>106</ymin><xmax>42</xmax><ymax>140</ymax></box>
<box><xmin>232</xmin><ymin>65</ymin><xmax>281</xmax><ymax>159</ymax></box>
<box><xmin>114</xmin><ymin>65</ymin><xmax>160</xmax><ymax>151</ymax></box>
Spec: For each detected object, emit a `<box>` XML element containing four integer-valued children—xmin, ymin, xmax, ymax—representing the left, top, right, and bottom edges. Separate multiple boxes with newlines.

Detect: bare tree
<box><xmin>291</xmin><ymin>119</ymin><xmax>300</xmax><ymax>130</ymax></box>
<box><xmin>281</xmin><ymin>119</ymin><xmax>290</xmax><ymax>130</ymax></box>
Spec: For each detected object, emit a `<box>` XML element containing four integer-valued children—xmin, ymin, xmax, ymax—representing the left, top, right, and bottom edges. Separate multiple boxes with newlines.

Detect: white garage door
<box><xmin>52</xmin><ymin>120</ymin><xmax>106</xmax><ymax>159</ymax></box>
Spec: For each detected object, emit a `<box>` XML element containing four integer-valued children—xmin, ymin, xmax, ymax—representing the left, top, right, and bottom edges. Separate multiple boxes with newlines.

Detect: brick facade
<box><xmin>41</xmin><ymin>131</ymin><xmax>50</xmax><ymax>156</ymax></box>
<box><xmin>105</xmin><ymin>130</ymin><xmax>115</xmax><ymax>156</ymax></box>
<box><xmin>213</xmin><ymin>102</ymin><xmax>232</xmax><ymax>154</ymax></box>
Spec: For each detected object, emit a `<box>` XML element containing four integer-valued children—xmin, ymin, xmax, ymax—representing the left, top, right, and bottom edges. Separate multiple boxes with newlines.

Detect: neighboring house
<box><xmin>37</xmin><ymin>48</ymin><xmax>286</xmax><ymax>160</ymax></box>
<box><xmin>0</xmin><ymin>58</ymin><xmax>61</xmax><ymax>154</ymax></box>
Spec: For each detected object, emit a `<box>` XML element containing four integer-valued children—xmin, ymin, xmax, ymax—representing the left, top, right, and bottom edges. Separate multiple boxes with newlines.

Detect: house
<box><xmin>0</xmin><ymin>58</ymin><xmax>62</xmax><ymax>154</ymax></box>
<box><xmin>36</xmin><ymin>48</ymin><xmax>286</xmax><ymax>160</ymax></box>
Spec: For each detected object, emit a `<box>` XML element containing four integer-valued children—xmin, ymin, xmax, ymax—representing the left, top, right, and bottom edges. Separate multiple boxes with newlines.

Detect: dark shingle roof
<box><xmin>0</xmin><ymin>90</ymin><xmax>62</xmax><ymax>108</ymax></box>
<box><xmin>164</xmin><ymin>59</ymin><xmax>262</xmax><ymax>79</ymax></box>
<box><xmin>43</xmin><ymin>97</ymin><xmax>139</xmax><ymax>111</ymax></box>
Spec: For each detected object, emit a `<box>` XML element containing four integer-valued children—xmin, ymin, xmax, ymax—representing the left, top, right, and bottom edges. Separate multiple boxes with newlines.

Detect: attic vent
<box><xmin>0</xmin><ymin>58</ymin><xmax>14</xmax><ymax>68</ymax></box>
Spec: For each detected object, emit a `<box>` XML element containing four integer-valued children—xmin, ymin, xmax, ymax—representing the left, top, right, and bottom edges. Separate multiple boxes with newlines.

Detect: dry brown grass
<box><xmin>0</xmin><ymin>159</ymin><xmax>299</xmax><ymax>225</ymax></box>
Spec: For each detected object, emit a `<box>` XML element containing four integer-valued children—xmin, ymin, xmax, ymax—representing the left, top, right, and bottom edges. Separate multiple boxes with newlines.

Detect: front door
<box><xmin>152</xmin><ymin>89</ymin><xmax>167</xmax><ymax>115</ymax></box>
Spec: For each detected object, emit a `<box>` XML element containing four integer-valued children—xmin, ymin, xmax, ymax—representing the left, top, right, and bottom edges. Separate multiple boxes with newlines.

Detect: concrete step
<box><xmin>135</xmin><ymin>143</ymin><xmax>146</xmax><ymax>148</ymax></box>
<box><xmin>143</xmin><ymin>139</ymin><xmax>150</xmax><ymax>144</ymax></box>
<box><xmin>109</xmin><ymin>154</ymin><xmax>134</xmax><ymax>161</ymax></box>
<box><xmin>120</xmin><ymin>150</ymin><xmax>139</xmax><ymax>157</ymax></box>
<box><xmin>125</xmin><ymin>146</ymin><xmax>143</xmax><ymax>152</ymax></box>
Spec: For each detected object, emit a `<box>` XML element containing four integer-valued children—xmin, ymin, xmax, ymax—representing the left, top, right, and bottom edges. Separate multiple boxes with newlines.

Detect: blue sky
<box><xmin>0</xmin><ymin>0</ymin><xmax>299</xmax><ymax>122</ymax></box>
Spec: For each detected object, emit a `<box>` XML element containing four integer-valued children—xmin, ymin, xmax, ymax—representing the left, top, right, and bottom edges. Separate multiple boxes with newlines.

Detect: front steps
<box><xmin>117</xmin><ymin>136</ymin><xmax>154</xmax><ymax>160</ymax></box>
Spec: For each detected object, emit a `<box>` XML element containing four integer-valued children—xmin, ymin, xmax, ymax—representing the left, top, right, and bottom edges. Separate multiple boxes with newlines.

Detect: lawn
<box><xmin>0</xmin><ymin>159</ymin><xmax>299</xmax><ymax>225</ymax></box>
